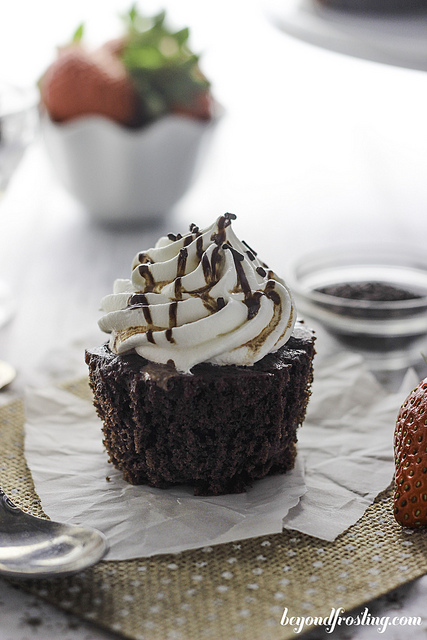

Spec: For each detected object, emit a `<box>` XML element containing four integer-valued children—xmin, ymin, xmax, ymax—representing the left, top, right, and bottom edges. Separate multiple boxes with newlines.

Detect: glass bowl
<box><xmin>287</xmin><ymin>243</ymin><xmax>427</xmax><ymax>370</ymax></box>
<box><xmin>0</xmin><ymin>82</ymin><xmax>38</xmax><ymax>193</ymax></box>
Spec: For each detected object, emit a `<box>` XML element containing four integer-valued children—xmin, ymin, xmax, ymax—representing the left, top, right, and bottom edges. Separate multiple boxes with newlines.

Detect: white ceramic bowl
<box><xmin>41</xmin><ymin>111</ymin><xmax>218</xmax><ymax>224</ymax></box>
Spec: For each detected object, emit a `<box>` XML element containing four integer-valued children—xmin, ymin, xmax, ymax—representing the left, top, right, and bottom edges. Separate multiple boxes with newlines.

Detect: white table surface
<box><xmin>1</xmin><ymin>0</ymin><xmax>427</xmax><ymax>637</ymax></box>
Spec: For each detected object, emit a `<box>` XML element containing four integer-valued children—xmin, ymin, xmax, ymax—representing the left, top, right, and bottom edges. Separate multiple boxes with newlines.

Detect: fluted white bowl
<box><xmin>41</xmin><ymin>111</ymin><xmax>218</xmax><ymax>223</ymax></box>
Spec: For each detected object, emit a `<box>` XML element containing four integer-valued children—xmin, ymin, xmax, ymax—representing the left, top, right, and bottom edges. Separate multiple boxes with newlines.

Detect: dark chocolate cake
<box><xmin>85</xmin><ymin>321</ymin><xmax>315</xmax><ymax>496</ymax></box>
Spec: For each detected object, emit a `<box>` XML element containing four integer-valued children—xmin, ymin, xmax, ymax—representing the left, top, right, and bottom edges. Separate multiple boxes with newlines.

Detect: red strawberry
<box><xmin>39</xmin><ymin>44</ymin><xmax>140</xmax><ymax>126</ymax></box>
<box><xmin>394</xmin><ymin>377</ymin><xmax>427</xmax><ymax>527</ymax></box>
<box><xmin>39</xmin><ymin>8</ymin><xmax>213</xmax><ymax>128</ymax></box>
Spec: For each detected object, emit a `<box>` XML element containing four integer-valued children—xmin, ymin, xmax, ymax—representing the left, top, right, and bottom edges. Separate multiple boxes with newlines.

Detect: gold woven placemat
<box><xmin>1</xmin><ymin>378</ymin><xmax>427</xmax><ymax>640</ymax></box>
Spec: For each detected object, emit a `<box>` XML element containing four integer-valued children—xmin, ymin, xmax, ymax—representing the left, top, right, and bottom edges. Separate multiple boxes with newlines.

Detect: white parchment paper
<box><xmin>283</xmin><ymin>353</ymin><xmax>417</xmax><ymax>540</ymax></box>
<box><xmin>24</xmin><ymin>352</ymin><xmax>417</xmax><ymax>560</ymax></box>
<box><xmin>24</xmin><ymin>385</ymin><xmax>305</xmax><ymax>560</ymax></box>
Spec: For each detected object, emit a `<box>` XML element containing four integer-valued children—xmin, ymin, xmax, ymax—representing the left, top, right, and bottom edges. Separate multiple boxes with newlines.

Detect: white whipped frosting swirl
<box><xmin>99</xmin><ymin>214</ymin><xmax>296</xmax><ymax>373</ymax></box>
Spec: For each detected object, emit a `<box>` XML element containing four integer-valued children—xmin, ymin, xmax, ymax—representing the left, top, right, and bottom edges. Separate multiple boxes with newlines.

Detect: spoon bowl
<box><xmin>0</xmin><ymin>489</ymin><xmax>108</xmax><ymax>578</ymax></box>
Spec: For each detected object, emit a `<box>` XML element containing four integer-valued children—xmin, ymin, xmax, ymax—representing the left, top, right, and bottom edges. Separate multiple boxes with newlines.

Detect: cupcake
<box><xmin>86</xmin><ymin>213</ymin><xmax>315</xmax><ymax>495</ymax></box>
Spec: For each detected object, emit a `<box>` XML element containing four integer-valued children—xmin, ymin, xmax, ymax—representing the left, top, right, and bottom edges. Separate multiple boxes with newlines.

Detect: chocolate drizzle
<box><xmin>200</xmin><ymin>293</ymin><xmax>218</xmax><ymax>314</ymax></box>
<box><xmin>169</xmin><ymin>301</ymin><xmax>178</xmax><ymax>328</ymax></box>
<box><xmin>222</xmin><ymin>242</ymin><xmax>280</xmax><ymax>321</ymax></box>
<box><xmin>211</xmin><ymin>213</ymin><xmax>236</xmax><ymax>246</ymax></box>
<box><xmin>198</xmin><ymin>243</ymin><xmax>221</xmax><ymax>296</ymax></box>
<box><xmin>256</xmin><ymin>266</ymin><xmax>267</xmax><ymax>278</ymax></box>
<box><xmin>268</xmin><ymin>291</ymin><xmax>281</xmax><ymax>305</ymax></box>
<box><xmin>196</xmin><ymin>235</ymin><xmax>204</xmax><ymax>260</ymax></box>
<box><xmin>245</xmin><ymin>291</ymin><xmax>263</xmax><ymax>320</ymax></box>
<box><xmin>202</xmin><ymin>253</ymin><xmax>212</xmax><ymax>282</ymax></box>
<box><xmin>222</xmin><ymin>243</ymin><xmax>255</xmax><ymax>315</ymax></box>
<box><xmin>177</xmin><ymin>248</ymin><xmax>188</xmax><ymax>277</ymax></box>
<box><xmin>174</xmin><ymin>277</ymin><xmax>183</xmax><ymax>300</ymax></box>
<box><xmin>137</xmin><ymin>252</ymin><xmax>154</xmax><ymax>265</ymax></box>
<box><xmin>222</xmin><ymin>243</ymin><xmax>244</xmax><ymax>263</ymax></box>
<box><xmin>211</xmin><ymin>245</ymin><xmax>221</xmax><ymax>279</ymax></box>
<box><xmin>138</xmin><ymin>264</ymin><xmax>155</xmax><ymax>292</ymax></box>
<box><xmin>129</xmin><ymin>293</ymin><xmax>153</xmax><ymax>325</ymax></box>
<box><xmin>165</xmin><ymin>328</ymin><xmax>175</xmax><ymax>343</ymax></box>
<box><xmin>222</xmin><ymin>243</ymin><xmax>261</xmax><ymax>319</ymax></box>
<box><xmin>265</xmin><ymin>279</ymin><xmax>280</xmax><ymax>306</ymax></box>
<box><xmin>168</xmin><ymin>233</ymin><xmax>182</xmax><ymax>242</ymax></box>
<box><xmin>266</xmin><ymin>290</ymin><xmax>280</xmax><ymax>305</ymax></box>
<box><xmin>242</xmin><ymin>240</ymin><xmax>257</xmax><ymax>256</ymax></box>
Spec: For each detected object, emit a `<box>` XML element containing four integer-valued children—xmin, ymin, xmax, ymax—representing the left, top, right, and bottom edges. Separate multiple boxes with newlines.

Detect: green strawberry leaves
<box><xmin>72</xmin><ymin>23</ymin><xmax>85</xmax><ymax>44</ymax></box>
<box><xmin>119</xmin><ymin>4</ymin><xmax>210</xmax><ymax>122</ymax></box>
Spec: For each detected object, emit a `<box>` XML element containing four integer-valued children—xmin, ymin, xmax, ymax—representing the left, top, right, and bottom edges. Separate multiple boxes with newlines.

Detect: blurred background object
<box><xmin>0</xmin><ymin>82</ymin><xmax>38</xmax><ymax>328</ymax></box>
<box><xmin>0</xmin><ymin>83</ymin><xmax>38</xmax><ymax>194</ymax></box>
<box><xmin>37</xmin><ymin>5</ymin><xmax>218</xmax><ymax>223</ymax></box>
<box><xmin>41</xmin><ymin>105</ymin><xmax>218</xmax><ymax>224</ymax></box>
<box><xmin>316</xmin><ymin>0</ymin><xmax>427</xmax><ymax>12</ymax></box>
<box><xmin>267</xmin><ymin>0</ymin><xmax>427</xmax><ymax>73</ymax></box>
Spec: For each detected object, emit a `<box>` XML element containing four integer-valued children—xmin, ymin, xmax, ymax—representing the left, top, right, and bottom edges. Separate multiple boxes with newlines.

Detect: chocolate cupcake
<box><xmin>86</xmin><ymin>214</ymin><xmax>315</xmax><ymax>495</ymax></box>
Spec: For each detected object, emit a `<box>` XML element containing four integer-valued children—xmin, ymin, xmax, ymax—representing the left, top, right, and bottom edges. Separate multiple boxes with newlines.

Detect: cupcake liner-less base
<box><xmin>1</xmin><ymin>377</ymin><xmax>427</xmax><ymax>640</ymax></box>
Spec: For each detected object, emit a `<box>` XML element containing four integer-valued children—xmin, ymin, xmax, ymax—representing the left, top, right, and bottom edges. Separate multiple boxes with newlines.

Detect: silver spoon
<box><xmin>0</xmin><ymin>488</ymin><xmax>108</xmax><ymax>578</ymax></box>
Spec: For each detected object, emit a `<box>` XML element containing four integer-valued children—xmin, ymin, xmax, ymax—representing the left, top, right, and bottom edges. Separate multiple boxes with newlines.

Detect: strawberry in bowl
<box><xmin>39</xmin><ymin>6</ymin><xmax>218</xmax><ymax>224</ymax></box>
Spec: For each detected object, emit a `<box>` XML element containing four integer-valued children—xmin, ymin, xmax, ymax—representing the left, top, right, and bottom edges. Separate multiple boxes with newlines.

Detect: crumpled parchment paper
<box><xmin>24</xmin><ymin>352</ymin><xmax>416</xmax><ymax>559</ymax></box>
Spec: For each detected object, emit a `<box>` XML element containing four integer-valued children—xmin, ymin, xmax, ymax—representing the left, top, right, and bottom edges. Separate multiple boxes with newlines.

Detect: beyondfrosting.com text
<box><xmin>280</xmin><ymin>607</ymin><xmax>422</xmax><ymax>634</ymax></box>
